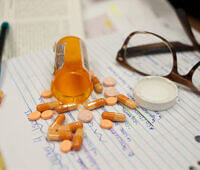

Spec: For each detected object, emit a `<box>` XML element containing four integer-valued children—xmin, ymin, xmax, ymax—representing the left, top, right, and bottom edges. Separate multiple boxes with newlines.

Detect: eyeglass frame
<box><xmin>116</xmin><ymin>31</ymin><xmax>200</xmax><ymax>95</ymax></box>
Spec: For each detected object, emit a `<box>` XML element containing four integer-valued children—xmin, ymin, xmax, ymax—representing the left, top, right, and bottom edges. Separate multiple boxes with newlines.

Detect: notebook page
<box><xmin>0</xmin><ymin>32</ymin><xmax>200</xmax><ymax>170</ymax></box>
<box><xmin>0</xmin><ymin>0</ymin><xmax>84</xmax><ymax>58</ymax></box>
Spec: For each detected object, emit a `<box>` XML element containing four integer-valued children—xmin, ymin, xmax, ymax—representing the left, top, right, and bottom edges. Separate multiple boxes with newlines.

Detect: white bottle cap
<box><xmin>133</xmin><ymin>76</ymin><xmax>178</xmax><ymax>111</ymax></box>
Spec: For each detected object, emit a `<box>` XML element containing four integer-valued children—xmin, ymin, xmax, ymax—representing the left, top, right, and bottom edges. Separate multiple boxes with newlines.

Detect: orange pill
<box><xmin>105</xmin><ymin>97</ymin><xmax>117</xmax><ymax>106</ymax></box>
<box><xmin>72</xmin><ymin>128</ymin><xmax>84</xmax><ymax>151</ymax></box>
<box><xmin>59</xmin><ymin>121</ymin><xmax>83</xmax><ymax>132</ymax></box>
<box><xmin>117</xmin><ymin>94</ymin><xmax>136</xmax><ymax>109</ymax></box>
<box><xmin>102</xmin><ymin>112</ymin><xmax>126</xmax><ymax>122</ymax></box>
<box><xmin>0</xmin><ymin>90</ymin><xmax>4</xmax><ymax>103</ymax></box>
<box><xmin>37</xmin><ymin>101</ymin><xmax>61</xmax><ymax>112</ymax></box>
<box><xmin>84</xmin><ymin>98</ymin><xmax>106</xmax><ymax>110</ymax></box>
<box><xmin>100</xmin><ymin>119</ymin><xmax>113</xmax><ymax>129</ymax></box>
<box><xmin>41</xmin><ymin>90</ymin><xmax>52</xmax><ymax>98</ymax></box>
<box><xmin>49</xmin><ymin>114</ymin><xmax>65</xmax><ymax>130</ymax></box>
<box><xmin>28</xmin><ymin>111</ymin><xmax>41</xmax><ymax>121</ymax></box>
<box><xmin>60</xmin><ymin>140</ymin><xmax>72</xmax><ymax>153</ymax></box>
<box><xmin>55</xmin><ymin>103</ymin><xmax>78</xmax><ymax>113</ymax></box>
<box><xmin>92</xmin><ymin>76</ymin><xmax>103</xmax><ymax>93</ymax></box>
<box><xmin>47</xmin><ymin>130</ymin><xmax>73</xmax><ymax>141</ymax></box>
<box><xmin>41</xmin><ymin>110</ymin><xmax>54</xmax><ymax>120</ymax></box>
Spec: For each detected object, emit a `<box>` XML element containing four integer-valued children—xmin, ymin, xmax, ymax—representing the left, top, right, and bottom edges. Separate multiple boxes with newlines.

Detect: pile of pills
<box><xmin>83</xmin><ymin>96</ymin><xmax>133</xmax><ymax>130</ymax></box>
<box><xmin>47</xmin><ymin>114</ymin><xmax>83</xmax><ymax>152</ymax></box>
<box><xmin>28</xmin><ymin>71</ymin><xmax>137</xmax><ymax>153</ymax></box>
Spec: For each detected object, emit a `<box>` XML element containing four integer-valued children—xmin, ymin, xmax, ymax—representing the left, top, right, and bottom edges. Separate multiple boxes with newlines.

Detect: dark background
<box><xmin>168</xmin><ymin>0</ymin><xmax>200</xmax><ymax>19</ymax></box>
<box><xmin>168</xmin><ymin>0</ymin><xmax>200</xmax><ymax>32</ymax></box>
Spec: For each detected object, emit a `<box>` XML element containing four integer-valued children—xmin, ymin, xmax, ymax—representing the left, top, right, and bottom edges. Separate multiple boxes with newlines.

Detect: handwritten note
<box><xmin>0</xmin><ymin>32</ymin><xmax>200</xmax><ymax>170</ymax></box>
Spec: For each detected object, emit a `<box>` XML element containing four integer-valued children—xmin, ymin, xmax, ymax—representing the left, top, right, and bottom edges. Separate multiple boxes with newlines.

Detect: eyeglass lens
<box><xmin>124</xmin><ymin>33</ymin><xmax>200</xmax><ymax>92</ymax></box>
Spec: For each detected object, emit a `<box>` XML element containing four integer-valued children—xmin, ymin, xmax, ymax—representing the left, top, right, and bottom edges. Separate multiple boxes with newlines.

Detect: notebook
<box><xmin>0</xmin><ymin>32</ymin><xmax>200</xmax><ymax>170</ymax></box>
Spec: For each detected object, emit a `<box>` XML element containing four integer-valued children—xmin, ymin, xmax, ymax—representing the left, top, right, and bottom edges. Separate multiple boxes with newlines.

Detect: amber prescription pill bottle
<box><xmin>51</xmin><ymin>36</ymin><xmax>93</xmax><ymax>104</ymax></box>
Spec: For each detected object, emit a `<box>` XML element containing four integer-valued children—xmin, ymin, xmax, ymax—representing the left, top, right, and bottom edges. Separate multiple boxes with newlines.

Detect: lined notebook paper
<box><xmin>0</xmin><ymin>32</ymin><xmax>200</xmax><ymax>170</ymax></box>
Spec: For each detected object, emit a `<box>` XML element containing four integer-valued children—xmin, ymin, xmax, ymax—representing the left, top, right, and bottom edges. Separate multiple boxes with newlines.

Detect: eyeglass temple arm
<box><xmin>166</xmin><ymin>60</ymin><xmax>200</xmax><ymax>95</ymax></box>
<box><xmin>125</xmin><ymin>41</ymin><xmax>194</xmax><ymax>57</ymax></box>
<box><xmin>176</xmin><ymin>8</ymin><xmax>200</xmax><ymax>52</ymax></box>
<box><xmin>183</xmin><ymin>61</ymin><xmax>200</xmax><ymax>80</ymax></box>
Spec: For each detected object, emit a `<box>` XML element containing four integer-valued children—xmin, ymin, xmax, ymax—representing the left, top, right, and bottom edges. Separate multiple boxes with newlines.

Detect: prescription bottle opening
<box><xmin>51</xmin><ymin>36</ymin><xmax>93</xmax><ymax>104</ymax></box>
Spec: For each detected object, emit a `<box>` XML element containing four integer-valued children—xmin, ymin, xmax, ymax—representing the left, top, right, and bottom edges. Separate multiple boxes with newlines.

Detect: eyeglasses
<box><xmin>116</xmin><ymin>9</ymin><xmax>200</xmax><ymax>95</ymax></box>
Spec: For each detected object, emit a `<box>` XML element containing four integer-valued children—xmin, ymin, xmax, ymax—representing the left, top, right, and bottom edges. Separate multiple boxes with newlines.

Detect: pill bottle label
<box><xmin>54</xmin><ymin>42</ymin><xmax>66</xmax><ymax>74</ymax></box>
<box><xmin>51</xmin><ymin>36</ymin><xmax>93</xmax><ymax>104</ymax></box>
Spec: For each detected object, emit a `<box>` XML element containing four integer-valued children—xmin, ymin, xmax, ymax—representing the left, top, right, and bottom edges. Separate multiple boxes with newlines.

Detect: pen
<box><xmin>0</xmin><ymin>21</ymin><xmax>9</xmax><ymax>74</ymax></box>
<box><xmin>0</xmin><ymin>22</ymin><xmax>9</xmax><ymax>169</ymax></box>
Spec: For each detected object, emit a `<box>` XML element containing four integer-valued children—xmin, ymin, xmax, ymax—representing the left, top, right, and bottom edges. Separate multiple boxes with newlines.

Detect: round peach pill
<box><xmin>78</xmin><ymin>109</ymin><xmax>93</xmax><ymax>123</ymax></box>
<box><xmin>103</xmin><ymin>77</ymin><xmax>116</xmax><ymax>87</ymax></box>
<box><xmin>41</xmin><ymin>110</ymin><xmax>54</xmax><ymax>120</ymax></box>
<box><xmin>60</xmin><ymin>140</ymin><xmax>72</xmax><ymax>153</ymax></box>
<box><xmin>41</xmin><ymin>90</ymin><xmax>52</xmax><ymax>98</ymax></box>
<box><xmin>105</xmin><ymin>97</ymin><xmax>117</xmax><ymax>106</ymax></box>
<box><xmin>100</xmin><ymin>119</ymin><xmax>113</xmax><ymax>129</ymax></box>
<box><xmin>29</xmin><ymin>111</ymin><xmax>41</xmax><ymax>121</ymax></box>
<box><xmin>104</xmin><ymin>87</ymin><xmax>119</xmax><ymax>97</ymax></box>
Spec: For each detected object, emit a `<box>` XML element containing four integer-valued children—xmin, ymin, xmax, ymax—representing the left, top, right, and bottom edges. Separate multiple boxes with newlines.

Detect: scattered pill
<box><xmin>72</xmin><ymin>128</ymin><xmax>84</xmax><ymax>151</ymax></box>
<box><xmin>60</xmin><ymin>140</ymin><xmax>72</xmax><ymax>153</ymax></box>
<box><xmin>55</xmin><ymin>103</ymin><xmax>78</xmax><ymax>113</ymax></box>
<box><xmin>90</xmin><ymin>70</ymin><xmax>94</xmax><ymax>77</ymax></box>
<box><xmin>103</xmin><ymin>77</ymin><xmax>116</xmax><ymax>87</ymax></box>
<box><xmin>78</xmin><ymin>109</ymin><xmax>93</xmax><ymax>123</ymax></box>
<box><xmin>105</xmin><ymin>97</ymin><xmax>117</xmax><ymax>106</ymax></box>
<box><xmin>102</xmin><ymin>112</ymin><xmax>126</xmax><ymax>122</ymax></box>
<box><xmin>49</xmin><ymin>114</ymin><xmax>65</xmax><ymax>130</ymax></box>
<box><xmin>117</xmin><ymin>94</ymin><xmax>136</xmax><ymax>109</ymax></box>
<box><xmin>28</xmin><ymin>111</ymin><xmax>41</xmax><ymax>121</ymax></box>
<box><xmin>41</xmin><ymin>110</ymin><xmax>54</xmax><ymax>120</ymax></box>
<box><xmin>59</xmin><ymin>121</ymin><xmax>83</xmax><ymax>132</ymax></box>
<box><xmin>84</xmin><ymin>98</ymin><xmax>106</xmax><ymax>110</ymax></box>
<box><xmin>0</xmin><ymin>90</ymin><xmax>3</xmax><ymax>103</ymax></box>
<box><xmin>92</xmin><ymin>76</ymin><xmax>103</xmax><ymax>93</ymax></box>
<box><xmin>47</xmin><ymin>130</ymin><xmax>73</xmax><ymax>141</ymax></box>
<box><xmin>41</xmin><ymin>90</ymin><xmax>52</xmax><ymax>98</ymax></box>
<box><xmin>68</xmin><ymin>121</ymin><xmax>83</xmax><ymax>132</ymax></box>
<box><xmin>37</xmin><ymin>101</ymin><xmax>61</xmax><ymax>112</ymax></box>
<box><xmin>100</xmin><ymin>119</ymin><xmax>113</xmax><ymax>129</ymax></box>
<box><xmin>104</xmin><ymin>87</ymin><xmax>119</xmax><ymax>97</ymax></box>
